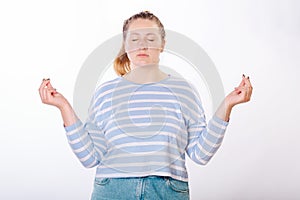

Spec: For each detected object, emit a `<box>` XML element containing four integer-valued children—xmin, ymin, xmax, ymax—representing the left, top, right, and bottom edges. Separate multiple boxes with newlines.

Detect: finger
<box><xmin>235</xmin><ymin>85</ymin><xmax>246</xmax><ymax>93</ymax></box>
<box><xmin>244</xmin><ymin>76</ymin><xmax>252</xmax><ymax>88</ymax></box>
<box><xmin>42</xmin><ymin>86</ymin><xmax>52</xmax><ymax>103</ymax></box>
<box><xmin>39</xmin><ymin>78</ymin><xmax>50</xmax><ymax>89</ymax></box>
<box><xmin>41</xmin><ymin>86</ymin><xmax>48</xmax><ymax>101</ymax></box>
<box><xmin>235</xmin><ymin>86</ymin><xmax>249</xmax><ymax>100</ymax></box>
<box><xmin>39</xmin><ymin>78</ymin><xmax>49</xmax><ymax>99</ymax></box>
<box><xmin>244</xmin><ymin>78</ymin><xmax>253</xmax><ymax>100</ymax></box>
<box><xmin>246</xmin><ymin>84</ymin><xmax>253</xmax><ymax>101</ymax></box>
<box><xmin>39</xmin><ymin>78</ymin><xmax>56</xmax><ymax>103</ymax></box>
<box><xmin>46</xmin><ymin>81</ymin><xmax>54</xmax><ymax>90</ymax></box>
<box><xmin>241</xmin><ymin>88</ymin><xmax>249</xmax><ymax>103</ymax></box>
<box><xmin>240</xmin><ymin>85</ymin><xmax>251</xmax><ymax>102</ymax></box>
<box><xmin>50</xmin><ymin>88</ymin><xmax>58</xmax><ymax>96</ymax></box>
<box><xmin>247</xmin><ymin>90</ymin><xmax>252</xmax><ymax>101</ymax></box>
<box><xmin>234</xmin><ymin>87</ymin><xmax>242</xmax><ymax>94</ymax></box>
<box><xmin>238</xmin><ymin>78</ymin><xmax>245</xmax><ymax>87</ymax></box>
<box><xmin>46</xmin><ymin>88</ymin><xmax>56</xmax><ymax>103</ymax></box>
<box><xmin>38</xmin><ymin>86</ymin><xmax>44</xmax><ymax>100</ymax></box>
<box><xmin>237</xmin><ymin>74</ymin><xmax>248</xmax><ymax>87</ymax></box>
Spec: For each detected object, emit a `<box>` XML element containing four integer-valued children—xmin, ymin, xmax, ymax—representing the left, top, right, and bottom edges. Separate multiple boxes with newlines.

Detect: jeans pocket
<box><xmin>165</xmin><ymin>177</ymin><xmax>189</xmax><ymax>193</ymax></box>
<box><xmin>94</xmin><ymin>177</ymin><xmax>110</xmax><ymax>186</ymax></box>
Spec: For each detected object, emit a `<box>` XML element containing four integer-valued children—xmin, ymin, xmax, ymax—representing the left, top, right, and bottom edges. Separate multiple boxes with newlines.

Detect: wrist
<box><xmin>224</xmin><ymin>96</ymin><xmax>234</xmax><ymax>110</ymax></box>
<box><xmin>58</xmin><ymin>101</ymin><xmax>72</xmax><ymax>112</ymax></box>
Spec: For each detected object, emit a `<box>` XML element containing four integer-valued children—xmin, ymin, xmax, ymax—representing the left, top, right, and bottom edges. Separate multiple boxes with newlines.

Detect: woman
<box><xmin>39</xmin><ymin>11</ymin><xmax>252</xmax><ymax>200</ymax></box>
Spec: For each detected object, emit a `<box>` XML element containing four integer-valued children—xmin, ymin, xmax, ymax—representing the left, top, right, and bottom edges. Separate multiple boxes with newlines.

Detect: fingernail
<box><xmin>247</xmin><ymin>76</ymin><xmax>250</xmax><ymax>80</ymax></box>
<box><xmin>46</xmin><ymin>78</ymin><xmax>50</xmax><ymax>81</ymax></box>
<box><xmin>242</xmin><ymin>74</ymin><xmax>245</xmax><ymax>78</ymax></box>
<box><xmin>51</xmin><ymin>91</ymin><xmax>57</xmax><ymax>95</ymax></box>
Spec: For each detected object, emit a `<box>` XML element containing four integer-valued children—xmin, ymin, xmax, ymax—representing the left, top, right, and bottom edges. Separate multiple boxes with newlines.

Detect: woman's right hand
<box><xmin>38</xmin><ymin>78</ymin><xmax>69</xmax><ymax>110</ymax></box>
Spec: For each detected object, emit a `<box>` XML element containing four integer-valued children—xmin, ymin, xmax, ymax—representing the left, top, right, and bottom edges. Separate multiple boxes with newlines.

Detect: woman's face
<box><xmin>124</xmin><ymin>19</ymin><xmax>165</xmax><ymax>68</ymax></box>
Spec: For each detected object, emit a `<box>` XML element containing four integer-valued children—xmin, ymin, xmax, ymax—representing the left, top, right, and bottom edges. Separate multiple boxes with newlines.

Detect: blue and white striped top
<box><xmin>64</xmin><ymin>74</ymin><xmax>229</xmax><ymax>182</ymax></box>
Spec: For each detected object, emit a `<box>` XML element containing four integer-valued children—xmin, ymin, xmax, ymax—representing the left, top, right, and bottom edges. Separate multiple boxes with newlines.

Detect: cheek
<box><xmin>124</xmin><ymin>43</ymin><xmax>132</xmax><ymax>53</ymax></box>
<box><xmin>149</xmin><ymin>49</ymin><xmax>161</xmax><ymax>57</ymax></box>
<box><xmin>125</xmin><ymin>44</ymin><xmax>141</xmax><ymax>54</ymax></box>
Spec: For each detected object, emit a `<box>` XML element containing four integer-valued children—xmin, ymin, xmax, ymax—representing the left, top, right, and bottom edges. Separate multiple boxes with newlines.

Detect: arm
<box><xmin>39</xmin><ymin>79</ymin><xmax>106</xmax><ymax>168</ymax></box>
<box><xmin>186</xmin><ymin>75</ymin><xmax>253</xmax><ymax>165</ymax></box>
<box><xmin>185</xmin><ymin>107</ymin><xmax>229</xmax><ymax>165</ymax></box>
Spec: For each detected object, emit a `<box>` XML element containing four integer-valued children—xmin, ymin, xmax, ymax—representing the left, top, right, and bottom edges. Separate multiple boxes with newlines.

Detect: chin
<box><xmin>133</xmin><ymin>61</ymin><xmax>152</xmax><ymax>67</ymax></box>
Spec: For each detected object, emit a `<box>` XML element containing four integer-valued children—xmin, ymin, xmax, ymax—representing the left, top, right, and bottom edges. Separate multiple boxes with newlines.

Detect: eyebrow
<box><xmin>129</xmin><ymin>32</ymin><xmax>157</xmax><ymax>36</ymax></box>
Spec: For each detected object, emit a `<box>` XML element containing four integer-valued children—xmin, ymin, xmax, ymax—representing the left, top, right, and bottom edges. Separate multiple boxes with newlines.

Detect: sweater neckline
<box><xmin>119</xmin><ymin>74</ymin><xmax>171</xmax><ymax>86</ymax></box>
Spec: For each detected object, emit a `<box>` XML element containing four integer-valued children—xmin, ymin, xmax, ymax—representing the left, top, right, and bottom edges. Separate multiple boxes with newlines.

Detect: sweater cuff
<box><xmin>64</xmin><ymin>120</ymin><xmax>83</xmax><ymax>132</ymax></box>
<box><xmin>212</xmin><ymin>115</ymin><xmax>229</xmax><ymax>128</ymax></box>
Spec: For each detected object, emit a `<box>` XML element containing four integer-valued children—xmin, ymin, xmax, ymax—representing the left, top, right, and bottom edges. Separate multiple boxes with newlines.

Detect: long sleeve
<box><xmin>185</xmin><ymin>87</ymin><xmax>229</xmax><ymax>165</ymax></box>
<box><xmin>63</xmin><ymin>92</ymin><xmax>107</xmax><ymax>168</ymax></box>
<box><xmin>61</xmin><ymin>76</ymin><xmax>229</xmax><ymax>181</ymax></box>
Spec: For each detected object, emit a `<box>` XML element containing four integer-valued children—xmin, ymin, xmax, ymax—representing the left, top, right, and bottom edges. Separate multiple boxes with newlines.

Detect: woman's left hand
<box><xmin>225</xmin><ymin>75</ymin><xmax>253</xmax><ymax>108</ymax></box>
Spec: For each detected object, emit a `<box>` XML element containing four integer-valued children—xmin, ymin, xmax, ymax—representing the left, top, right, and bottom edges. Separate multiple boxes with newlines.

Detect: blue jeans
<box><xmin>91</xmin><ymin>176</ymin><xmax>190</xmax><ymax>200</ymax></box>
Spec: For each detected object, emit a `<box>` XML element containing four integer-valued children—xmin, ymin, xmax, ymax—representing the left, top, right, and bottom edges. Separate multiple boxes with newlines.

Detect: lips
<box><xmin>137</xmin><ymin>53</ymin><xmax>149</xmax><ymax>57</ymax></box>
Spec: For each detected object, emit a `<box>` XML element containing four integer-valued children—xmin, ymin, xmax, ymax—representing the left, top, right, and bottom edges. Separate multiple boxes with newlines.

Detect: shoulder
<box><xmin>168</xmin><ymin>76</ymin><xmax>204</xmax><ymax>116</ymax></box>
<box><xmin>89</xmin><ymin>76</ymin><xmax>122</xmax><ymax>105</ymax></box>
<box><xmin>167</xmin><ymin>75</ymin><xmax>200</xmax><ymax>98</ymax></box>
<box><xmin>94</xmin><ymin>77</ymin><xmax>121</xmax><ymax>95</ymax></box>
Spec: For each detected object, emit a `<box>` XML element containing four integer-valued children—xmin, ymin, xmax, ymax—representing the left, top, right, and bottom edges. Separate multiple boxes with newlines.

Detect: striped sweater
<box><xmin>64</xmin><ymin>74</ymin><xmax>229</xmax><ymax>182</ymax></box>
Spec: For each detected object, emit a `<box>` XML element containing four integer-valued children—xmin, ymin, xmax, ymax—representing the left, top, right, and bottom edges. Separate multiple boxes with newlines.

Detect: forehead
<box><xmin>126</xmin><ymin>19</ymin><xmax>160</xmax><ymax>35</ymax></box>
<box><xmin>127</xmin><ymin>18</ymin><xmax>159</xmax><ymax>30</ymax></box>
<box><xmin>126</xmin><ymin>28</ymin><xmax>160</xmax><ymax>37</ymax></box>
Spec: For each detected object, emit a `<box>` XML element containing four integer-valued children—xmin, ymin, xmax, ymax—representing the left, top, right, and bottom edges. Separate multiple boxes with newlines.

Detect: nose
<box><xmin>138</xmin><ymin>38</ymin><xmax>148</xmax><ymax>50</ymax></box>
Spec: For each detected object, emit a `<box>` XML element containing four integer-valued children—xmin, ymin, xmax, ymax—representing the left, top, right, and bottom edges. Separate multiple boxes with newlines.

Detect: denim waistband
<box><xmin>91</xmin><ymin>175</ymin><xmax>189</xmax><ymax>200</ymax></box>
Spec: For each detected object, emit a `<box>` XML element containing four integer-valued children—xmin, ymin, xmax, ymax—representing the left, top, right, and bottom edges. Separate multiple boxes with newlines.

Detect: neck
<box><xmin>123</xmin><ymin>64</ymin><xmax>168</xmax><ymax>84</ymax></box>
<box><xmin>130</xmin><ymin>63</ymin><xmax>159</xmax><ymax>71</ymax></box>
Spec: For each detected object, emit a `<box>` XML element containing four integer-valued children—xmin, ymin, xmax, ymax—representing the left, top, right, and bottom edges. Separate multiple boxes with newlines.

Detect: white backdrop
<box><xmin>0</xmin><ymin>0</ymin><xmax>299</xmax><ymax>199</ymax></box>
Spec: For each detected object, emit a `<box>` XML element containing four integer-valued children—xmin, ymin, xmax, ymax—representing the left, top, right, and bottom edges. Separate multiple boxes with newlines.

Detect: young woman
<box><xmin>39</xmin><ymin>11</ymin><xmax>252</xmax><ymax>200</ymax></box>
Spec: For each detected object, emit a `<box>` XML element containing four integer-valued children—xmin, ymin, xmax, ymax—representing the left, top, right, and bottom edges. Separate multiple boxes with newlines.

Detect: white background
<box><xmin>0</xmin><ymin>0</ymin><xmax>299</xmax><ymax>199</ymax></box>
